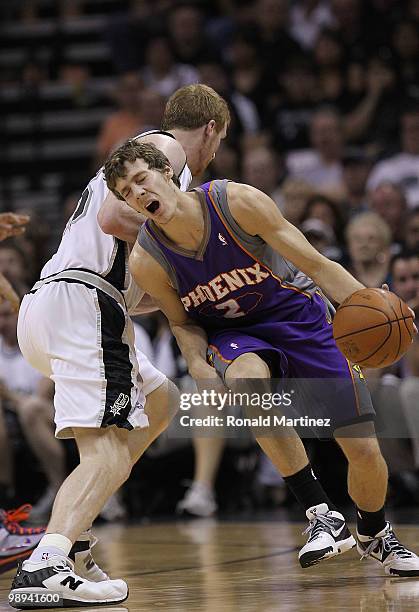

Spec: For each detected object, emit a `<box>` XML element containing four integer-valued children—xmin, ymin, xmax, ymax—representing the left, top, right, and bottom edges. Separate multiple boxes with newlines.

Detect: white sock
<box><xmin>29</xmin><ymin>533</ymin><xmax>72</xmax><ymax>563</ymax></box>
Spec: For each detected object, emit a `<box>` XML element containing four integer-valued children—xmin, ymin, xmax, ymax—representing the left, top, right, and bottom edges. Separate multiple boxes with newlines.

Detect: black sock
<box><xmin>283</xmin><ymin>464</ymin><xmax>336</xmax><ymax>512</ymax></box>
<box><xmin>356</xmin><ymin>506</ymin><xmax>386</xmax><ymax>537</ymax></box>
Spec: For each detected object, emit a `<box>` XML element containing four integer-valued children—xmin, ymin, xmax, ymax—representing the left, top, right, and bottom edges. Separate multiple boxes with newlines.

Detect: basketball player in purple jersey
<box><xmin>104</xmin><ymin>141</ymin><xmax>419</xmax><ymax>576</ymax></box>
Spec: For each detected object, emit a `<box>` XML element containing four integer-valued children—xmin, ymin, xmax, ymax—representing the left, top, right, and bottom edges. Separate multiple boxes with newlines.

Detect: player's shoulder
<box><xmin>226</xmin><ymin>181</ymin><xmax>263</xmax><ymax>212</ymax></box>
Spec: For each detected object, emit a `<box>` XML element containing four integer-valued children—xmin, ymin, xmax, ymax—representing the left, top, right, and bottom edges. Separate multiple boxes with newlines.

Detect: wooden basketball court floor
<box><xmin>1</xmin><ymin>519</ymin><xmax>419</xmax><ymax>612</ymax></box>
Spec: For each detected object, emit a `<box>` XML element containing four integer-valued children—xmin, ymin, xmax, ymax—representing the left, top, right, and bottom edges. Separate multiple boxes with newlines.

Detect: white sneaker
<box><xmin>9</xmin><ymin>554</ymin><xmax>128</xmax><ymax>608</ymax></box>
<box><xmin>357</xmin><ymin>522</ymin><xmax>419</xmax><ymax>576</ymax></box>
<box><xmin>176</xmin><ymin>482</ymin><xmax>217</xmax><ymax>517</ymax></box>
<box><xmin>299</xmin><ymin>503</ymin><xmax>356</xmax><ymax>568</ymax></box>
<box><xmin>69</xmin><ymin>530</ymin><xmax>109</xmax><ymax>582</ymax></box>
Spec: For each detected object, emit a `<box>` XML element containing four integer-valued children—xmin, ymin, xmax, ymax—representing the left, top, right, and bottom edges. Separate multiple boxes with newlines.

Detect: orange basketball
<box><xmin>333</xmin><ymin>288</ymin><xmax>415</xmax><ymax>368</ymax></box>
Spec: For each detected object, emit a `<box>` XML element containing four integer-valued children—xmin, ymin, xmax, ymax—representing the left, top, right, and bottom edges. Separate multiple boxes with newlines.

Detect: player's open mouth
<box><xmin>145</xmin><ymin>200</ymin><xmax>160</xmax><ymax>215</ymax></box>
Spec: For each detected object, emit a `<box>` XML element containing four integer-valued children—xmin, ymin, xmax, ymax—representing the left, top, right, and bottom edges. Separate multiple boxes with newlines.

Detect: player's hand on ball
<box><xmin>333</xmin><ymin>288</ymin><xmax>415</xmax><ymax>367</ymax></box>
<box><xmin>382</xmin><ymin>283</ymin><xmax>417</xmax><ymax>335</ymax></box>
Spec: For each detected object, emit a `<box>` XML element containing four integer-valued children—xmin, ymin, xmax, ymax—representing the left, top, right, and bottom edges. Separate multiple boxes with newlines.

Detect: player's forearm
<box><xmin>170</xmin><ymin>322</ymin><xmax>215</xmax><ymax>379</ymax></box>
<box><xmin>312</xmin><ymin>260</ymin><xmax>365</xmax><ymax>304</ymax></box>
<box><xmin>98</xmin><ymin>195</ymin><xmax>145</xmax><ymax>244</ymax></box>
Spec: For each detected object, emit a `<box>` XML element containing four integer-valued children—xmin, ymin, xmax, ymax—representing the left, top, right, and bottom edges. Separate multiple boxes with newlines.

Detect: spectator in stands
<box><xmin>301</xmin><ymin>193</ymin><xmax>345</xmax><ymax>243</ymax></box>
<box><xmin>367</xmin><ymin>103</ymin><xmax>419</xmax><ymax>207</ymax></box>
<box><xmin>286</xmin><ymin>106</ymin><xmax>344</xmax><ymax>192</ymax></box>
<box><xmin>290</xmin><ymin>0</ymin><xmax>334</xmax><ymax>50</ymax></box>
<box><xmin>300</xmin><ymin>193</ymin><xmax>345</xmax><ymax>261</ymax></box>
<box><xmin>138</xmin><ymin>87</ymin><xmax>166</xmax><ymax>132</ymax></box>
<box><xmin>279</xmin><ymin>177</ymin><xmax>314</xmax><ymax>224</ymax></box>
<box><xmin>141</xmin><ymin>36</ymin><xmax>199</xmax><ymax>99</ymax></box>
<box><xmin>207</xmin><ymin>143</ymin><xmax>240</xmax><ymax>183</ymax></box>
<box><xmin>241</xmin><ymin>146</ymin><xmax>284</xmax><ymax>208</ymax></box>
<box><xmin>0</xmin><ymin>287</ymin><xmax>64</xmax><ymax>519</ymax></box>
<box><xmin>390</xmin><ymin>252</ymin><xmax>419</xmax><ymax>306</ymax></box>
<box><xmin>345</xmin><ymin>211</ymin><xmax>392</xmax><ymax>287</ymax></box>
<box><xmin>391</xmin><ymin>19</ymin><xmax>419</xmax><ymax>96</ymax></box>
<box><xmin>267</xmin><ymin>55</ymin><xmax>317</xmax><ymax>151</ymax></box>
<box><xmin>340</xmin><ymin>148</ymin><xmax>371</xmax><ymax>217</ymax></box>
<box><xmin>343</xmin><ymin>55</ymin><xmax>397</xmax><ymax>149</ymax></box>
<box><xmin>313</xmin><ymin>29</ymin><xmax>346</xmax><ymax>107</ymax></box>
<box><xmin>368</xmin><ymin>182</ymin><xmax>408</xmax><ymax>248</ymax></box>
<box><xmin>301</xmin><ymin>218</ymin><xmax>341</xmax><ymax>262</ymax></box>
<box><xmin>227</xmin><ymin>30</ymin><xmax>271</xmax><ymax>117</ymax></box>
<box><xmin>404</xmin><ymin>206</ymin><xmax>419</xmax><ymax>253</ymax></box>
<box><xmin>329</xmin><ymin>0</ymin><xmax>368</xmax><ymax>59</ymax></box>
<box><xmin>95</xmin><ymin>74</ymin><xmax>147</xmax><ymax>166</ymax></box>
<box><xmin>408</xmin><ymin>0</ymin><xmax>419</xmax><ymax>21</ymax></box>
<box><xmin>0</xmin><ymin>242</ymin><xmax>28</xmax><ymax>285</ymax></box>
<box><xmin>251</xmin><ymin>0</ymin><xmax>302</xmax><ymax>66</ymax></box>
<box><xmin>151</xmin><ymin>314</ymin><xmax>178</xmax><ymax>380</ymax></box>
<box><xmin>197</xmin><ymin>61</ymin><xmax>260</xmax><ymax>145</ymax></box>
<box><xmin>168</xmin><ymin>4</ymin><xmax>219</xmax><ymax>66</ymax></box>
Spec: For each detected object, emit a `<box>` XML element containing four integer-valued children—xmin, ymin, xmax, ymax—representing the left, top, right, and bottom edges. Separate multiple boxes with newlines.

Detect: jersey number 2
<box><xmin>215</xmin><ymin>299</ymin><xmax>245</xmax><ymax>318</ymax></box>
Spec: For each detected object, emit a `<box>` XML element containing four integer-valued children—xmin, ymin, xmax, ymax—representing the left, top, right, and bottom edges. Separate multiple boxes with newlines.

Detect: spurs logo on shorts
<box><xmin>110</xmin><ymin>394</ymin><xmax>130</xmax><ymax>416</ymax></box>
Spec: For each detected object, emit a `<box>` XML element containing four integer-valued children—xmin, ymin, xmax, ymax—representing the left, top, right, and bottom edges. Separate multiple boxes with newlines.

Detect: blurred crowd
<box><xmin>1</xmin><ymin>0</ymin><xmax>419</xmax><ymax>521</ymax></box>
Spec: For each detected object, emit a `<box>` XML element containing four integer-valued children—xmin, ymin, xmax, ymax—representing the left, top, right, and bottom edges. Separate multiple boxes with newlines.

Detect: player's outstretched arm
<box><xmin>129</xmin><ymin>242</ymin><xmax>217</xmax><ymax>379</ymax></box>
<box><xmin>227</xmin><ymin>182</ymin><xmax>364</xmax><ymax>304</ymax></box>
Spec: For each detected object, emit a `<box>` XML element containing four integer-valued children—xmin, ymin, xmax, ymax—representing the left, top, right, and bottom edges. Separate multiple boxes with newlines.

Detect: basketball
<box><xmin>333</xmin><ymin>288</ymin><xmax>415</xmax><ymax>368</ymax></box>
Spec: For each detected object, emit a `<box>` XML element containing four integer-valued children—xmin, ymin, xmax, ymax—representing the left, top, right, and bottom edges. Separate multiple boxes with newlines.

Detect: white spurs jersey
<box><xmin>41</xmin><ymin>130</ymin><xmax>192</xmax><ymax>310</ymax></box>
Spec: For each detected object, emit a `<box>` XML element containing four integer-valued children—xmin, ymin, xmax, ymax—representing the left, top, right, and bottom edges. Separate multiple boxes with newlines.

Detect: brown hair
<box><xmin>161</xmin><ymin>83</ymin><xmax>230</xmax><ymax>132</ymax></box>
<box><xmin>104</xmin><ymin>140</ymin><xmax>173</xmax><ymax>200</ymax></box>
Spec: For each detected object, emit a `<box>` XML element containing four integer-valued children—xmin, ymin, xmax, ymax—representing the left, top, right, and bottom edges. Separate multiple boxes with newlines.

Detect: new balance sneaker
<box><xmin>0</xmin><ymin>505</ymin><xmax>45</xmax><ymax>574</ymax></box>
<box><xmin>176</xmin><ymin>482</ymin><xmax>217</xmax><ymax>518</ymax></box>
<box><xmin>9</xmin><ymin>554</ymin><xmax>128</xmax><ymax>608</ymax></box>
<box><xmin>70</xmin><ymin>530</ymin><xmax>109</xmax><ymax>582</ymax></box>
<box><xmin>357</xmin><ymin>522</ymin><xmax>419</xmax><ymax>576</ymax></box>
<box><xmin>299</xmin><ymin>503</ymin><xmax>356</xmax><ymax>568</ymax></box>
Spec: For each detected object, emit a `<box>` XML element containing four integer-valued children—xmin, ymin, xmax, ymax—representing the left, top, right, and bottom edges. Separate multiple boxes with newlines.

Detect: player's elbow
<box><xmin>97</xmin><ymin>206</ymin><xmax>118</xmax><ymax>235</ymax></box>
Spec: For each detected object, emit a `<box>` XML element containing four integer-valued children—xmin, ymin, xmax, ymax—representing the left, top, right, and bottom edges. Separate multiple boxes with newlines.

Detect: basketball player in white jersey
<box><xmin>9</xmin><ymin>84</ymin><xmax>230</xmax><ymax>608</ymax></box>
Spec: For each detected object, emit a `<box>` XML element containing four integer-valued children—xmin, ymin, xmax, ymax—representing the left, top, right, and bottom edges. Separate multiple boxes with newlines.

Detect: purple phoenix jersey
<box><xmin>139</xmin><ymin>180</ymin><xmax>374</xmax><ymax>431</ymax></box>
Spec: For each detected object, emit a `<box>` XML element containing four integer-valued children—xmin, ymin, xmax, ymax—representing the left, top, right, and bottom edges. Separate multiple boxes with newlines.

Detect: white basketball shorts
<box><xmin>17</xmin><ymin>280</ymin><xmax>166</xmax><ymax>439</ymax></box>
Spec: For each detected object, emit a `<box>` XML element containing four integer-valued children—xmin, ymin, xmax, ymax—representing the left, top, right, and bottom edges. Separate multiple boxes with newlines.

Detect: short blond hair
<box><xmin>162</xmin><ymin>84</ymin><xmax>230</xmax><ymax>132</ymax></box>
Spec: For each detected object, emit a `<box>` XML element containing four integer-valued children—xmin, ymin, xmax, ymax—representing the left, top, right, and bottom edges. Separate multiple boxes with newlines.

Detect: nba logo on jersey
<box><xmin>110</xmin><ymin>393</ymin><xmax>129</xmax><ymax>416</ymax></box>
<box><xmin>218</xmin><ymin>233</ymin><xmax>228</xmax><ymax>245</ymax></box>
